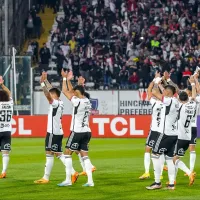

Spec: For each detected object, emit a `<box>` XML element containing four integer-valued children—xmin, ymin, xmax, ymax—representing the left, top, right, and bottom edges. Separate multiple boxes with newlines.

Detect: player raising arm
<box><xmin>173</xmin><ymin>76</ymin><xmax>196</xmax><ymax>186</ymax></box>
<box><xmin>34</xmin><ymin>72</ymin><xmax>66</xmax><ymax>184</ymax></box>
<box><xmin>0</xmin><ymin>76</ymin><xmax>13</xmax><ymax>179</ymax></box>
<box><xmin>58</xmin><ymin>70</ymin><xmax>94</xmax><ymax>187</ymax></box>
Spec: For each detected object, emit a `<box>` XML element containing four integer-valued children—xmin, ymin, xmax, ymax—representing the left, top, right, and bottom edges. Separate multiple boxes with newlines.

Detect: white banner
<box><xmin>119</xmin><ymin>90</ymin><xmax>152</xmax><ymax>115</ymax></box>
<box><xmin>34</xmin><ymin>91</ymin><xmax>118</xmax><ymax>115</ymax></box>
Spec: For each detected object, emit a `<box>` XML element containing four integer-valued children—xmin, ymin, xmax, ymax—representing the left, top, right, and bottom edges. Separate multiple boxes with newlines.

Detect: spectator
<box><xmin>119</xmin><ymin>66</ymin><xmax>129</xmax><ymax>89</ymax></box>
<box><xmin>34</xmin><ymin>14</ymin><xmax>42</xmax><ymax>39</ymax></box>
<box><xmin>182</xmin><ymin>67</ymin><xmax>192</xmax><ymax>88</ymax></box>
<box><xmin>55</xmin><ymin>48</ymin><xmax>68</xmax><ymax>76</ymax></box>
<box><xmin>129</xmin><ymin>71</ymin><xmax>139</xmax><ymax>90</ymax></box>
<box><xmin>25</xmin><ymin>14</ymin><xmax>34</xmax><ymax>39</ymax></box>
<box><xmin>31</xmin><ymin>40</ymin><xmax>39</xmax><ymax>63</ymax></box>
<box><xmin>60</xmin><ymin>41</ymin><xmax>70</xmax><ymax>56</ymax></box>
<box><xmin>68</xmin><ymin>36</ymin><xmax>77</xmax><ymax>52</ymax></box>
<box><xmin>39</xmin><ymin>43</ymin><xmax>51</xmax><ymax>72</ymax></box>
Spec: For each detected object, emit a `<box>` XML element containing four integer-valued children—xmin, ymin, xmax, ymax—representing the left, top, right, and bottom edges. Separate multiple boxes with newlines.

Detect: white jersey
<box><xmin>0</xmin><ymin>98</ymin><xmax>13</xmax><ymax>132</ymax></box>
<box><xmin>70</xmin><ymin>96</ymin><xmax>91</xmax><ymax>133</ymax></box>
<box><xmin>162</xmin><ymin>97</ymin><xmax>179</xmax><ymax>136</ymax></box>
<box><xmin>191</xmin><ymin>95</ymin><xmax>200</xmax><ymax>127</ymax></box>
<box><xmin>177</xmin><ymin>100</ymin><xmax>196</xmax><ymax>141</ymax></box>
<box><xmin>47</xmin><ymin>99</ymin><xmax>64</xmax><ymax>135</ymax></box>
<box><xmin>150</xmin><ymin>98</ymin><xmax>165</xmax><ymax>133</ymax></box>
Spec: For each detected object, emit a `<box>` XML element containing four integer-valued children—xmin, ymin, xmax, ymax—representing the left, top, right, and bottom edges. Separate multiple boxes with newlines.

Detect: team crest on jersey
<box><xmin>149</xmin><ymin>140</ymin><xmax>155</xmax><ymax>147</ymax></box>
<box><xmin>4</xmin><ymin>143</ymin><xmax>10</xmax><ymax>150</ymax></box>
<box><xmin>51</xmin><ymin>144</ymin><xmax>58</xmax><ymax>151</ymax></box>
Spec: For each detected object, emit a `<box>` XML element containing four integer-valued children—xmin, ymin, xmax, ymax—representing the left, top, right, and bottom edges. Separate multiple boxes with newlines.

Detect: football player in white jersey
<box><xmin>139</xmin><ymin>77</ymin><xmax>166</xmax><ymax>180</ymax></box>
<box><xmin>0</xmin><ymin>76</ymin><xmax>13</xmax><ymax>178</ymax></box>
<box><xmin>184</xmin><ymin>74</ymin><xmax>200</xmax><ymax>176</ymax></box>
<box><xmin>174</xmin><ymin>76</ymin><xmax>196</xmax><ymax>186</ymax></box>
<box><xmin>58</xmin><ymin>70</ymin><xmax>94</xmax><ymax>187</ymax></box>
<box><xmin>146</xmin><ymin>83</ymin><xmax>179</xmax><ymax>190</ymax></box>
<box><xmin>34</xmin><ymin>72</ymin><xmax>66</xmax><ymax>184</ymax></box>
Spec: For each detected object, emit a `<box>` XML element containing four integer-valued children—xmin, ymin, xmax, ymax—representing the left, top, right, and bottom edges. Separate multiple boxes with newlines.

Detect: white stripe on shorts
<box><xmin>48</xmin><ymin>133</ymin><xmax>53</xmax><ymax>149</ymax></box>
<box><xmin>67</xmin><ymin>132</ymin><xmax>75</xmax><ymax>147</ymax></box>
<box><xmin>154</xmin><ymin>133</ymin><xmax>164</xmax><ymax>153</ymax></box>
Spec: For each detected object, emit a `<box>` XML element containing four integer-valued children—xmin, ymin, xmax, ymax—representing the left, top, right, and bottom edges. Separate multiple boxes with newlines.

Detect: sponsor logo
<box><xmin>71</xmin><ymin>143</ymin><xmax>79</xmax><ymax>150</ymax></box>
<box><xmin>90</xmin><ymin>98</ymin><xmax>99</xmax><ymax>114</ymax></box>
<box><xmin>138</xmin><ymin>89</ymin><xmax>148</xmax><ymax>101</ymax></box>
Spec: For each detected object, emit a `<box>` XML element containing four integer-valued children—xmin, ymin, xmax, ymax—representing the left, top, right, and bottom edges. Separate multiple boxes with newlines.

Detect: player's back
<box><xmin>150</xmin><ymin>97</ymin><xmax>165</xmax><ymax>133</ymax></box>
<box><xmin>177</xmin><ymin>100</ymin><xmax>196</xmax><ymax>141</ymax></box>
<box><xmin>47</xmin><ymin>99</ymin><xmax>64</xmax><ymax>135</ymax></box>
<box><xmin>0</xmin><ymin>99</ymin><xmax>13</xmax><ymax>132</ymax></box>
<box><xmin>163</xmin><ymin>97</ymin><xmax>179</xmax><ymax>136</ymax></box>
<box><xmin>191</xmin><ymin>95</ymin><xmax>200</xmax><ymax>127</ymax></box>
<box><xmin>70</xmin><ymin>97</ymin><xmax>91</xmax><ymax>133</ymax></box>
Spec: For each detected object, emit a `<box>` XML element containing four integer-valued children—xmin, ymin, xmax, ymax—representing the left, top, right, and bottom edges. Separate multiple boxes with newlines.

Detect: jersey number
<box><xmin>82</xmin><ymin>111</ymin><xmax>89</xmax><ymax>127</ymax></box>
<box><xmin>0</xmin><ymin>110</ymin><xmax>12</xmax><ymax>122</ymax></box>
<box><xmin>184</xmin><ymin>115</ymin><xmax>192</xmax><ymax>128</ymax></box>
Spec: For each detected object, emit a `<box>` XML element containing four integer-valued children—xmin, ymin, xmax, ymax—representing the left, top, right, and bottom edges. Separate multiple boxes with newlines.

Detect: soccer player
<box><xmin>0</xmin><ymin>76</ymin><xmax>13</xmax><ymax>178</ymax></box>
<box><xmin>34</xmin><ymin>72</ymin><xmax>66</xmax><ymax>184</ymax></box>
<box><xmin>174</xmin><ymin>76</ymin><xmax>196</xmax><ymax>185</ymax></box>
<box><xmin>58</xmin><ymin>70</ymin><xmax>94</xmax><ymax>187</ymax></box>
<box><xmin>146</xmin><ymin>83</ymin><xmax>179</xmax><ymax>190</ymax></box>
<box><xmin>184</xmin><ymin>74</ymin><xmax>200</xmax><ymax>176</ymax></box>
<box><xmin>139</xmin><ymin>76</ymin><xmax>165</xmax><ymax>180</ymax></box>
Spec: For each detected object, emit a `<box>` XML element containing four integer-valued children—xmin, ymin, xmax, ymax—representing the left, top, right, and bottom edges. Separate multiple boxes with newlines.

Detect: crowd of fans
<box><xmin>37</xmin><ymin>0</ymin><xmax>200</xmax><ymax>90</ymax></box>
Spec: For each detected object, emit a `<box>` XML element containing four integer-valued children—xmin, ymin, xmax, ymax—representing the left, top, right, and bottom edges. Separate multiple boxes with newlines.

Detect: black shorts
<box><xmin>66</xmin><ymin>132</ymin><xmax>91</xmax><ymax>152</ymax></box>
<box><xmin>153</xmin><ymin>134</ymin><xmax>177</xmax><ymax>157</ymax></box>
<box><xmin>146</xmin><ymin>130</ymin><xmax>160</xmax><ymax>148</ymax></box>
<box><xmin>190</xmin><ymin>127</ymin><xmax>197</xmax><ymax>145</ymax></box>
<box><xmin>45</xmin><ymin>132</ymin><xmax>63</xmax><ymax>152</ymax></box>
<box><xmin>175</xmin><ymin>139</ymin><xmax>190</xmax><ymax>157</ymax></box>
<box><xmin>0</xmin><ymin>131</ymin><xmax>11</xmax><ymax>151</ymax></box>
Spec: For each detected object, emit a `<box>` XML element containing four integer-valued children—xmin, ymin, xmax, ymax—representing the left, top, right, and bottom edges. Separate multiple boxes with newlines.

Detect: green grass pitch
<box><xmin>0</xmin><ymin>138</ymin><xmax>200</xmax><ymax>200</ymax></box>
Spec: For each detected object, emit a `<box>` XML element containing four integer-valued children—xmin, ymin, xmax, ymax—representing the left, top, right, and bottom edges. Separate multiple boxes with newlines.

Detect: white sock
<box><xmin>57</xmin><ymin>154</ymin><xmax>76</xmax><ymax>175</ymax></box>
<box><xmin>176</xmin><ymin>159</ymin><xmax>191</xmax><ymax>176</ymax></box>
<box><xmin>144</xmin><ymin>152</ymin><xmax>150</xmax><ymax>173</ymax></box>
<box><xmin>78</xmin><ymin>153</ymin><xmax>86</xmax><ymax>171</ymax></box>
<box><xmin>83</xmin><ymin>156</ymin><xmax>94</xmax><ymax>184</ymax></box>
<box><xmin>190</xmin><ymin>151</ymin><xmax>196</xmax><ymax>172</ymax></box>
<box><xmin>43</xmin><ymin>154</ymin><xmax>54</xmax><ymax>180</ymax></box>
<box><xmin>2</xmin><ymin>154</ymin><xmax>9</xmax><ymax>173</ymax></box>
<box><xmin>166</xmin><ymin>157</ymin><xmax>175</xmax><ymax>185</ymax></box>
<box><xmin>65</xmin><ymin>155</ymin><xmax>72</xmax><ymax>183</ymax></box>
<box><xmin>151</xmin><ymin>154</ymin><xmax>161</xmax><ymax>183</ymax></box>
<box><xmin>175</xmin><ymin>165</ymin><xmax>178</xmax><ymax>181</ymax></box>
<box><xmin>160</xmin><ymin>154</ymin><xmax>165</xmax><ymax>176</ymax></box>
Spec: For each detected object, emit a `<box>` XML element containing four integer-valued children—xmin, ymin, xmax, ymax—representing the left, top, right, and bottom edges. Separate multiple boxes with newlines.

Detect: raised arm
<box><xmin>40</xmin><ymin>72</ymin><xmax>53</xmax><ymax>103</ymax></box>
<box><xmin>61</xmin><ymin>69</ymin><xmax>74</xmax><ymax>100</ymax></box>
<box><xmin>194</xmin><ymin>73</ymin><xmax>200</xmax><ymax>94</ymax></box>
<box><xmin>147</xmin><ymin>81</ymin><xmax>154</xmax><ymax>100</ymax></box>
<box><xmin>164</xmin><ymin>71</ymin><xmax>179</xmax><ymax>93</ymax></box>
<box><xmin>189</xmin><ymin>76</ymin><xmax>196</xmax><ymax>100</ymax></box>
<box><xmin>43</xmin><ymin>72</ymin><xmax>53</xmax><ymax>90</ymax></box>
<box><xmin>0</xmin><ymin>76</ymin><xmax>11</xmax><ymax>98</ymax></box>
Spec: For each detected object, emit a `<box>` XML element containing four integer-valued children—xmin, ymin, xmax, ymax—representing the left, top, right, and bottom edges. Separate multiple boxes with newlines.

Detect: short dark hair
<box><xmin>49</xmin><ymin>88</ymin><xmax>61</xmax><ymax>97</ymax></box>
<box><xmin>179</xmin><ymin>91</ymin><xmax>189</xmax><ymax>101</ymax></box>
<box><xmin>0</xmin><ymin>90</ymin><xmax>9</xmax><ymax>102</ymax></box>
<box><xmin>73</xmin><ymin>85</ymin><xmax>90</xmax><ymax>99</ymax></box>
<box><xmin>164</xmin><ymin>85</ymin><xmax>176</xmax><ymax>95</ymax></box>
<box><xmin>187</xmin><ymin>85</ymin><xmax>192</xmax><ymax>91</ymax></box>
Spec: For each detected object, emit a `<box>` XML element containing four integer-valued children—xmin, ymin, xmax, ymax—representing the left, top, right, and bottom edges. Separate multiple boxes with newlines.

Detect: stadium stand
<box><xmin>32</xmin><ymin>0</ymin><xmax>200</xmax><ymax>91</ymax></box>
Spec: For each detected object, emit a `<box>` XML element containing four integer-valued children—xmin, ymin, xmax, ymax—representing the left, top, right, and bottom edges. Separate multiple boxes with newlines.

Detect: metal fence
<box><xmin>0</xmin><ymin>56</ymin><xmax>33</xmax><ymax>115</ymax></box>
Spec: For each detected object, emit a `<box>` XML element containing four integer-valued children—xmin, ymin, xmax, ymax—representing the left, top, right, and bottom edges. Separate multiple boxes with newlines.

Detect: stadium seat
<box><xmin>51</xmin><ymin>82</ymin><xmax>60</xmax><ymax>87</ymax></box>
<box><xmin>85</xmin><ymin>82</ymin><xmax>95</xmax><ymax>88</ymax></box>
<box><xmin>34</xmin><ymin>76</ymin><xmax>41</xmax><ymax>82</ymax></box>
<box><xmin>47</xmin><ymin>70</ymin><xmax>57</xmax><ymax>75</ymax></box>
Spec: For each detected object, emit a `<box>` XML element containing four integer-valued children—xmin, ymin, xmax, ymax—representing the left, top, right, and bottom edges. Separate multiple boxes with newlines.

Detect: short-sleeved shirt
<box><xmin>47</xmin><ymin>99</ymin><xmax>64</xmax><ymax>135</ymax></box>
<box><xmin>150</xmin><ymin>98</ymin><xmax>165</xmax><ymax>133</ymax></box>
<box><xmin>0</xmin><ymin>98</ymin><xmax>13</xmax><ymax>132</ymax></box>
<box><xmin>162</xmin><ymin>97</ymin><xmax>179</xmax><ymax>136</ymax></box>
<box><xmin>70</xmin><ymin>96</ymin><xmax>91</xmax><ymax>133</ymax></box>
<box><xmin>177</xmin><ymin>100</ymin><xmax>196</xmax><ymax>141</ymax></box>
<box><xmin>191</xmin><ymin>95</ymin><xmax>200</xmax><ymax>127</ymax></box>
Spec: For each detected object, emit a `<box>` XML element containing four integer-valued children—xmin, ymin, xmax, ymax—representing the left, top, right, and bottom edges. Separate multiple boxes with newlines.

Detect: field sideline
<box><xmin>0</xmin><ymin>138</ymin><xmax>200</xmax><ymax>200</ymax></box>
